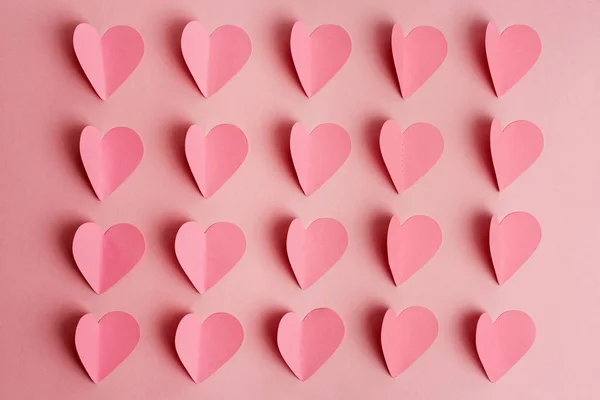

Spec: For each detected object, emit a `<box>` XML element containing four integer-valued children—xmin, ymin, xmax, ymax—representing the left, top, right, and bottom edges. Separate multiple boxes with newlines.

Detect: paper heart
<box><xmin>73</xmin><ymin>24</ymin><xmax>144</xmax><ymax>100</ymax></box>
<box><xmin>489</xmin><ymin>212</ymin><xmax>541</xmax><ymax>285</ymax></box>
<box><xmin>491</xmin><ymin>119</ymin><xmax>543</xmax><ymax>191</ymax></box>
<box><xmin>80</xmin><ymin>126</ymin><xmax>144</xmax><ymax>200</ymax></box>
<box><xmin>476</xmin><ymin>310</ymin><xmax>536</xmax><ymax>382</ymax></box>
<box><xmin>391</xmin><ymin>25</ymin><xmax>447</xmax><ymax>98</ymax></box>
<box><xmin>381</xmin><ymin>307</ymin><xmax>438</xmax><ymax>377</ymax></box>
<box><xmin>486</xmin><ymin>22</ymin><xmax>541</xmax><ymax>97</ymax></box>
<box><xmin>290</xmin><ymin>123</ymin><xmax>351</xmax><ymax>196</ymax></box>
<box><xmin>175</xmin><ymin>221</ymin><xmax>246</xmax><ymax>293</ymax></box>
<box><xmin>380</xmin><ymin>120</ymin><xmax>443</xmax><ymax>193</ymax></box>
<box><xmin>181</xmin><ymin>22</ymin><xmax>252</xmax><ymax>97</ymax></box>
<box><xmin>387</xmin><ymin>215</ymin><xmax>442</xmax><ymax>285</ymax></box>
<box><xmin>290</xmin><ymin>22</ymin><xmax>352</xmax><ymax>97</ymax></box>
<box><xmin>286</xmin><ymin>218</ymin><xmax>348</xmax><ymax>289</ymax></box>
<box><xmin>75</xmin><ymin>311</ymin><xmax>140</xmax><ymax>383</ymax></box>
<box><xmin>175</xmin><ymin>313</ymin><xmax>244</xmax><ymax>383</ymax></box>
<box><xmin>277</xmin><ymin>308</ymin><xmax>344</xmax><ymax>381</ymax></box>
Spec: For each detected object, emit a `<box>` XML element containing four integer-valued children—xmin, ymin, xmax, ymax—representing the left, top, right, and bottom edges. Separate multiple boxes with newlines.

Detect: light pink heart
<box><xmin>175</xmin><ymin>313</ymin><xmax>244</xmax><ymax>383</ymax></box>
<box><xmin>380</xmin><ymin>120</ymin><xmax>443</xmax><ymax>194</ymax></box>
<box><xmin>73</xmin><ymin>24</ymin><xmax>144</xmax><ymax>100</ymax></box>
<box><xmin>185</xmin><ymin>124</ymin><xmax>248</xmax><ymax>198</ymax></box>
<box><xmin>486</xmin><ymin>22</ymin><xmax>541</xmax><ymax>97</ymax></box>
<box><xmin>491</xmin><ymin>119</ymin><xmax>543</xmax><ymax>191</ymax></box>
<box><xmin>72</xmin><ymin>222</ymin><xmax>145</xmax><ymax>294</ymax></box>
<box><xmin>277</xmin><ymin>308</ymin><xmax>345</xmax><ymax>381</ymax></box>
<box><xmin>381</xmin><ymin>307</ymin><xmax>438</xmax><ymax>377</ymax></box>
<box><xmin>290</xmin><ymin>22</ymin><xmax>352</xmax><ymax>97</ymax></box>
<box><xmin>286</xmin><ymin>218</ymin><xmax>348</xmax><ymax>289</ymax></box>
<box><xmin>80</xmin><ymin>126</ymin><xmax>144</xmax><ymax>201</ymax></box>
<box><xmin>391</xmin><ymin>24</ymin><xmax>447</xmax><ymax>98</ymax></box>
<box><xmin>290</xmin><ymin>123</ymin><xmax>351</xmax><ymax>196</ymax></box>
<box><xmin>181</xmin><ymin>22</ymin><xmax>252</xmax><ymax>98</ymax></box>
<box><xmin>75</xmin><ymin>311</ymin><xmax>140</xmax><ymax>383</ymax></box>
<box><xmin>175</xmin><ymin>221</ymin><xmax>246</xmax><ymax>293</ymax></box>
<box><xmin>387</xmin><ymin>215</ymin><xmax>442</xmax><ymax>285</ymax></box>
<box><xmin>476</xmin><ymin>310</ymin><xmax>536</xmax><ymax>382</ymax></box>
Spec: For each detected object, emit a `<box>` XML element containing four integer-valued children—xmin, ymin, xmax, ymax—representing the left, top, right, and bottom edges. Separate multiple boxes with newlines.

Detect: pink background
<box><xmin>1</xmin><ymin>0</ymin><xmax>599</xmax><ymax>398</ymax></box>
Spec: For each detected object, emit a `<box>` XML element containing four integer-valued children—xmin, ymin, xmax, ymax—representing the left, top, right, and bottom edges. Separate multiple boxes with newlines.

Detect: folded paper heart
<box><xmin>175</xmin><ymin>313</ymin><xmax>244</xmax><ymax>383</ymax></box>
<box><xmin>73</xmin><ymin>24</ymin><xmax>144</xmax><ymax>100</ymax></box>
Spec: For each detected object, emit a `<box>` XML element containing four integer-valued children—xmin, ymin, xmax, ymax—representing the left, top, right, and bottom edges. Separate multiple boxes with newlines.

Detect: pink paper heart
<box><xmin>286</xmin><ymin>218</ymin><xmax>349</xmax><ymax>289</ymax></box>
<box><xmin>491</xmin><ymin>119</ymin><xmax>543</xmax><ymax>191</ymax></box>
<box><xmin>489</xmin><ymin>212</ymin><xmax>541</xmax><ymax>285</ymax></box>
<box><xmin>80</xmin><ymin>126</ymin><xmax>144</xmax><ymax>201</ymax></box>
<box><xmin>381</xmin><ymin>307</ymin><xmax>438</xmax><ymax>377</ymax></box>
<box><xmin>175</xmin><ymin>313</ymin><xmax>244</xmax><ymax>383</ymax></box>
<box><xmin>72</xmin><ymin>222</ymin><xmax>145</xmax><ymax>294</ymax></box>
<box><xmin>387</xmin><ymin>215</ymin><xmax>442</xmax><ymax>285</ymax></box>
<box><xmin>277</xmin><ymin>308</ymin><xmax>345</xmax><ymax>381</ymax></box>
<box><xmin>380</xmin><ymin>120</ymin><xmax>443</xmax><ymax>193</ymax></box>
<box><xmin>290</xmin><ymin>123</ymin><xmax>351</xmax><ymax>196</ymax></box>
<box><xmin>75</xmin><ymin>311</ymin><xmax>140</xmax><ymax>383</ymax></box>
<box><xmin>290</xmin><ymin>22</ymin><xmax>352</xmax><ymax>97</ymax></box>
<box><xmin>476</xmin><ymin>310</ymin><xmax>536</xmax><ymax>382</ymax></box>
<box><xmin>175</xmin><ymin>221</ymin><xmax>246</xmax><ymax>293</ymax></box>
<box><xmin>181</xmin><ymin>22</ymin><xmax>252</xmax><ymax>98</ymax></box>
<box><xmin>73</xmin><ymin>24</ymin><xmax>144</xmax><ymax>100</ymax></box>
<box><xmin>486</xmin><ymin>22</ymin><xmax>541</xmax><ymax>97</ymax></box>
<box><xmin>391</xmin><ymin>25</ymin><xmax>447</xmax><ymax>98</ymax></box>
<box><xmin>185</xmin><ymin>124</ymin><xmax>248</xmax><ymax>198</ymax></box>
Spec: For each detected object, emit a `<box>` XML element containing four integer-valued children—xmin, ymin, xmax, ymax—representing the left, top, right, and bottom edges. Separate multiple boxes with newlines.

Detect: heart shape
<box><xmin>381</xmin><ymin>307</ymin><xmax>438</xmax><ymax>377</ymax></box>
<box><xmin>80</xmin><ymin>126</ymin><xmax>144</xmax><ymax>200</ymax></box>
<box><xmin>277</xmin><ymin>308</ymin><xmax>344</xmax><ymax>381</ymax></box>
<box><xmin>380</xmin><ymin>120</ymin><xmax>443</xmax><ymax>193</ymax></box>
<box><xmin>491</xmin><ymin>119</ymin><xmax>543</xmax><ymax>191</ymax></box>
<box><xmin>75</xmin><ymin>311</ymin><xmax>140</xmax><ymax>383</ymax></box>
<box><xmin>72</xmin><ymin>222</ymin><xmax>145</xmax><ymax>294</ymax></box>
<box><xmin>486</xmin><ymin>22</ymin><xmax>541</xmax><ymax>97</ymax></box>
<box><xmin>286</xmin><ymin>218</ymin><xmax>349</xmax><ymax>289</ymax></box>
<box><xmin>175</xmin><ymin>221</ymin><xmax>246</xmax><ymax>293</ymax></box>
<box><xmin>181</xmin><ymin>22</ymin><xmax>252</xmax><ymax>97</ymax></box>
<box><xmin>476</xmin><ymin>310</ymin><xmax>536</xmax><ymax>382</ymax></box>
<box><xmin>73</xmin><ymin>24</ymin><xmax>144</xmax><ymax>100</ymax></box>
<box><xmin>391</xmin><ymin>25</ymin><xmax>447</xmax><ymax>98</ymax></box>
<box><xmin>290</xmin><ymin>22</ymin><xmax>352</xmax><ymax>97</ymax></box>
<box><xmin>290</xmin><ymin>123</ymin><xmax>351</xmax><ymax>196</ymax></box>
<box><xmin>489</xmin><ymin>212</ymin><xmax>541</xmax><ymax>285</ymax></box>
<box><xmin>387</xmin><ymin>215</ymin><xmax>442</xmax><ymax>285</ymax></box>
<box><xmin>185</xmin><ymin>124</ymin><xmax>248</xmax><ymax>198</ymax></box>
<box><xmin>175</xmin><ymin>313</ymin><xmax>244</xmax><ymax>383</ymax></box>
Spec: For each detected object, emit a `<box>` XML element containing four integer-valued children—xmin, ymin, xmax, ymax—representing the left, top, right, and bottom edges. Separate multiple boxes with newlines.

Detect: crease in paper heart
<box><xmin>80</xmin><ymin>126</ymin><xmax>144</xmax><ymax>201</ymax></box>
<box><xmin>489</xmin><ymin>212</ymin><xmax>541</xmax><ymax>285</ymax></box>
<box><xmin>391</xmin><ymin>24</ymin><xmax>447</xmax><ymax>98</ymax></box>
<box><xmin>486</xmin><ymin>22</ymin><xmax>541</xmax><ymax>97</ymax></box>
<box><xmin>380</xmin><ymin>120</ymin><xmax>443</xmax><ymax>193</ymax></box>
<box><xmin>491</xmin><ymin>119</ymin><xmax>543</xmax><ymax>191</ymax></box>
<box><xmin>175</xmin><ymin>221</ymin><xmax>246</xmax><ymax>293</ymax></box>
<box><xmin>290</xmin><ymin>123</ymin><xmax>351</xmax><ymax>196</ymax></box>
<box><xmin>381</xmin><ymin>307</ymin><xmax>438</xmax><ymax>377</ymax></box>
<box><xmin>72</xmin><ymin>222</ymin><xmax>145</xmax><ymax>294</ymax></box>
<box><xmin>277</xmin><ymin>308</ymin><xmax>345</xmax><ymax>381</ymax></box>
<box><xmin>185</xmin><ymin>124</ymin><xmax>248</xmax><ymax>198</ymax></box>
<box><xmin>387</xmin><ymin>215</ymin><xmax>442</xmax><ymax>285</ymax></box>
<box><xmin>181</xmin><ymin>22</ymin><xmax>252</xmax><ymax>97</ymax></box>
<box><xmin>286</xmin><ymin>218</ymin><xmax>349</xmax><ymax>289</ymax></box>
<box><xmin>476</xmin><ymin>310</ymin><xmax>536</xmax><ymax>382</ymax></box>
<box><xmin>175</xmin><ymin>313</ymin><xmax>244</xmax><ymax>383</ymax></box>
<box><xmin>73</xmin><ymin>23</ymin><xmax>144</xmax><ymax>100</ymax></box>
<box><xmin>290</xmin><ymin>22</ymin><xmax>352</xmax><ymax>97</ymax></box>
<box><xmin>75</xmin><ymin>311</ymin><xmax>140</xmax><ymax>383</ymax></box>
